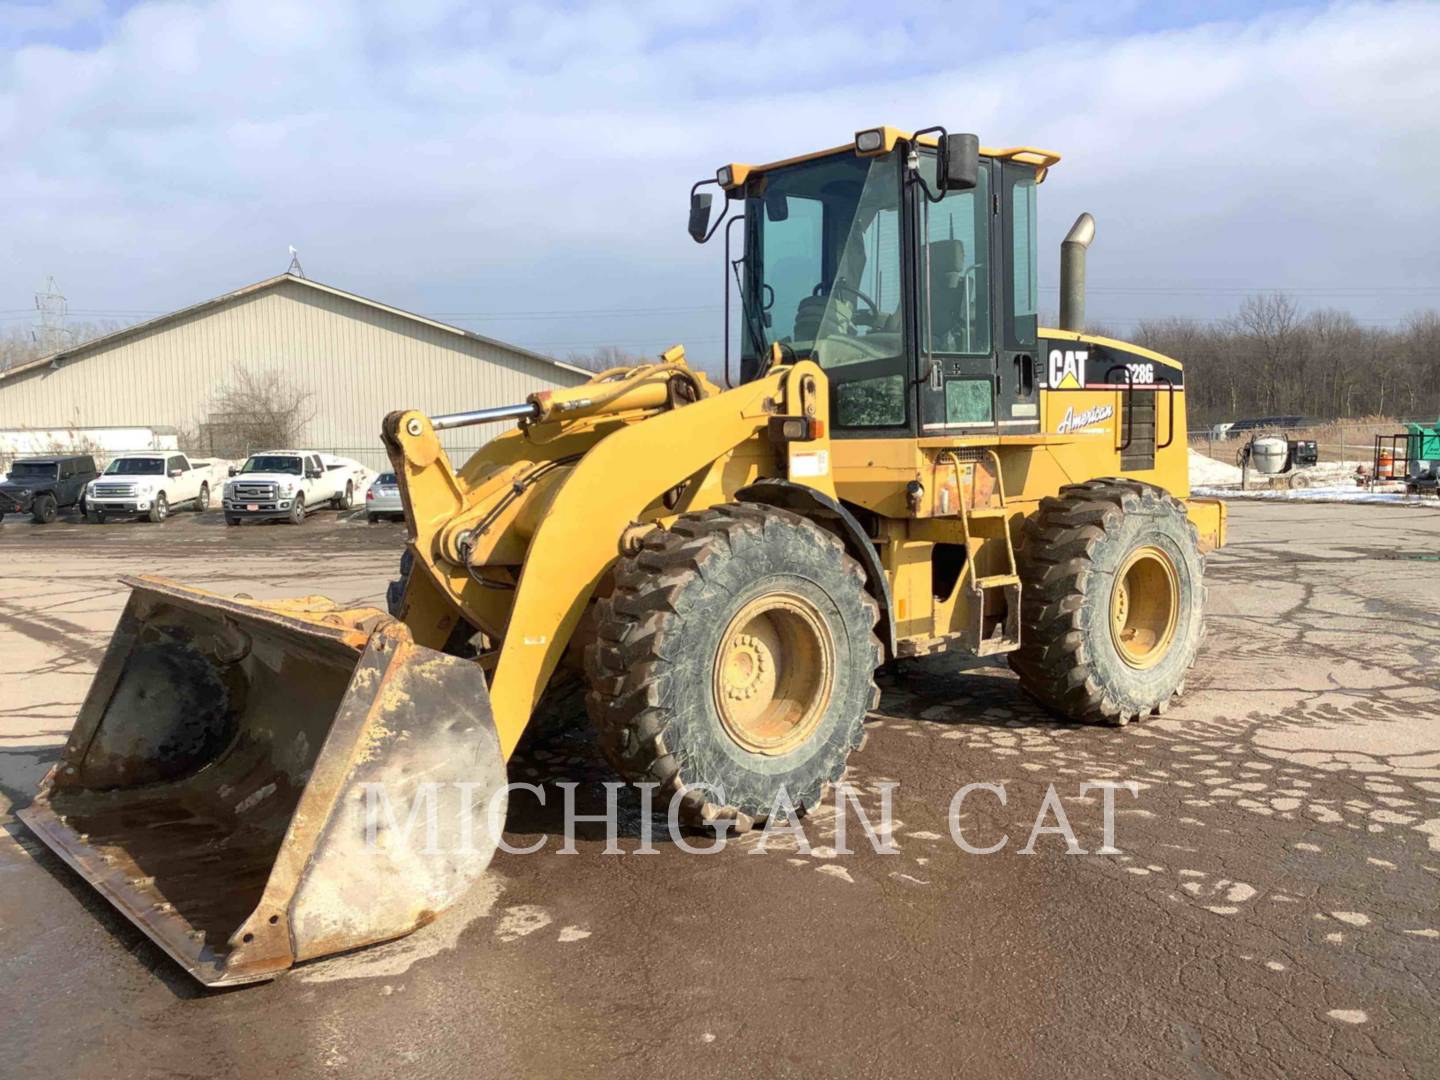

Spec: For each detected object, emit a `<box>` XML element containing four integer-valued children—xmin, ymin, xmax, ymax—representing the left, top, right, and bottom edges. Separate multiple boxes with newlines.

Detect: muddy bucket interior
<box><xmin>20</xmin><ymin>576</ymin><xmax>506</xmax><ymax>986</ymax></box>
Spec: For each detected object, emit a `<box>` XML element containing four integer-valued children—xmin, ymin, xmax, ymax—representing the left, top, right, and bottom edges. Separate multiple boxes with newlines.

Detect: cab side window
<box><xmin>919</xmin><ymin>157</ymin><xmax>991</xmax><ymax>357</ymax></box>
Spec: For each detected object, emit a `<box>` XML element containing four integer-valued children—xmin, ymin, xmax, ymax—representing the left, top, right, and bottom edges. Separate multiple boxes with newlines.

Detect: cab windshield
<box><xmin>241</xmin><ymin>456</ymin><xmax>303</xmax><ymax>475</ymax></box>
<box><xmin>742</xmin><ymin>149</ymin><xmax>906</xmax><ymax>427</ymax></box>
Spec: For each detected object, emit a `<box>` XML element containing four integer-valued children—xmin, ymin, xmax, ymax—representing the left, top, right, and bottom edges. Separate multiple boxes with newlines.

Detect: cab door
<box><xmin>913</xmin><ymin>157</ymin><xmax>1002</xmax><ymax>436</ymax></box>
<box><xmin>912</xmin><ymin>157</ymin><xmax>1043</xmax><ymax>438</ymax></box>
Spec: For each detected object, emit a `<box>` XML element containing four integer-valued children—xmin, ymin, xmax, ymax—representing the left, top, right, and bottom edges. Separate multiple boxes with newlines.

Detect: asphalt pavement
<box><xmin>1</xmin><ymin>501</ymin><xmax>1437</xmax><ymax>1078</ymax></box>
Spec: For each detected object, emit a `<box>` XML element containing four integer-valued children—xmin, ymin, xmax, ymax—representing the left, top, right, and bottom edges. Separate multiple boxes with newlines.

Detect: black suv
<box><xmin>0</xmin><ymin>455</ymin><xmax>99</xmax><ymax>523</ymax></box>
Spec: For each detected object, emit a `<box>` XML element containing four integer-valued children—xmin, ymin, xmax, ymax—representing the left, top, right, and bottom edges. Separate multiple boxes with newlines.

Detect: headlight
<box><xmin>280</xmin><ymin>482</ymin><xmax>295</xmax><ymax>496</ymax></box>
<box><xmin>715</xmin><ymin>166</ymin><xmax>732</xmax><ymax>187</ymax></box>
<box><xmin>855</xmin><ymin>127</ymin><xmax>887</xmax><ymax>154</ymax></box>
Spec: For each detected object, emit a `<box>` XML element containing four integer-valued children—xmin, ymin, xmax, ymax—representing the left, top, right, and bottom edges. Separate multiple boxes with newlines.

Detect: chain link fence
<box><xmin>1187</xmin><ymin>418</ymin><xmax>1432</xmax><ymax>468</ymax></box>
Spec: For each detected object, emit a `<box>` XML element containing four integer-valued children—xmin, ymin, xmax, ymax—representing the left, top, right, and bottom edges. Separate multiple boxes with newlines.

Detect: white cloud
<box><xmin>0</xmin><ymin>0</ymin><xmax>1436</xmax><ymax>362</ymax></box>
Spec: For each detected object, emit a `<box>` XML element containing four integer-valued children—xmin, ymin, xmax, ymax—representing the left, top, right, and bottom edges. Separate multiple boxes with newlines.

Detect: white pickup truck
<box><xmin>222</xmin><ymin>450</ymin><xmax>368</xmax><ymax>525</ymax></box>
<box><xmin>86</xmin><ymin>451</ymin><xmax>219</xmax><ymax>523</ymax></box>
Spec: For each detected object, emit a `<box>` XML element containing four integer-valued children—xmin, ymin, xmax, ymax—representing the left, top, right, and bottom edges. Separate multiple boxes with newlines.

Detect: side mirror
<box><xmin>688</xmin><ymin>192</ymin><xmax>714</xmax><ymax>242</ymax></box>
<box><xmin>764</xmin><ymin>188</ymin><xmax>789</xmax><ymax>222</ymax></box>
<box><xmin>169</xmin><ymin>469</ymin><xmax>183</xmax><ymax>478</ymax></box>
<box><xmin>943</xmin><ymin>133</ymin><xmax>979</xmax><ymax>191</ymax></box>
<box><xmin>307</xmin><ymin>468</ymin><xmax>322</xmax><ymax>479</ymax></box>
<box><xmin>228</xmin><ymin>466</ymin><xmax>238</xmax><ymax>477</ymax></box>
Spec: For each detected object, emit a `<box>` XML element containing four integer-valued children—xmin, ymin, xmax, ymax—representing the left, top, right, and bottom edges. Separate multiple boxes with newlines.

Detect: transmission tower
<box><xmin>35</xmin><ymin>276</ymin><xmax>69</xmax><ymax>353</ymax></box>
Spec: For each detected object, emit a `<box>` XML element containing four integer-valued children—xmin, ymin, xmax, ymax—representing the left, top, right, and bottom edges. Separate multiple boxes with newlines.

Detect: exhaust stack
<box><xmin>1059</xmin><ymin>212</ymin><xmax>1096</xmax><ymax>332</ymax></box>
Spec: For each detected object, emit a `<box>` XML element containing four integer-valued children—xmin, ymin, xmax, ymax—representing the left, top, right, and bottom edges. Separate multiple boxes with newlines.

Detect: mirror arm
<box><xmin>907</xmin><ymin>125</ymin><xmax>949</xmax><ymax>204</ymax></box>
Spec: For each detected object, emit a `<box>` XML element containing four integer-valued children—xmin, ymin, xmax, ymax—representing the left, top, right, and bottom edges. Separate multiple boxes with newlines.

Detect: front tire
<box><xmin>147</xmin><ymin>492</ymin><xmax>168</xmax><ymax>524</ymax></box>
<box><xmin>585</xmin><ymin>504</ymin><xmax>881</xmax><ymax>826</ymax></box>
<box><xmin>288</xmin><ymin>494</ymin><xmax>306</xmax><ymax>524</ymax></box>
<box><xmin>31</xmin><ymin>494</ymin><xmax>58</xmax><ymax>524</ymax></box>
<box><xmin>1009</xmin><ymin>479</ymin><xmax>1204</xmax><ymax>725</ymax></box>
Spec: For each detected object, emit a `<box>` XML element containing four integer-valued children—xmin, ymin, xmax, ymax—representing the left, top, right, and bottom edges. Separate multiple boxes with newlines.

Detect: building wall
<box><xmin>0</xmin><ymin>279</ymin><xmax>588</xmax><ymax>469</ymax></box>
<box><xmin>0</xmin><ymin>426</ymin><xmax>179</xmax><ymax>469</ymax></box>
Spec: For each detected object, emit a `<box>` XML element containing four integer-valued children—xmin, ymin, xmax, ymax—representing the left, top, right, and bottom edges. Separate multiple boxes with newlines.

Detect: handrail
<box><xmin>1106</xmin><ymin>364</ymin><xmax>1136</xmax><ymax>451</ymax></box>
<box><xmin>723</xmin><ymin>214</ymin><xmax>746</xmax><ymax>388</ymax></box>
<box><xmin>1156</xmin><ymin>375</ymin><xmax>1176</xmax><ymax>450</ymax></box>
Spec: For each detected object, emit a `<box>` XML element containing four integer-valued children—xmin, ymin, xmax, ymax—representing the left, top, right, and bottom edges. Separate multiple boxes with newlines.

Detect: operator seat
<box><xmin>927</xmin><ymin>239</ymin><xmax>968</xmax><ymax>351</ymax></box>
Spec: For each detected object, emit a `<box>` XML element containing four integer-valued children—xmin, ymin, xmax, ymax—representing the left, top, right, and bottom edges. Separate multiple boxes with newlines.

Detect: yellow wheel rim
<box><xmin>1109</xmin><ymin>545</ymin><xmax>1180</xmax><ymax>670</ymax></box>
<box><xmin>713</xmin><ymin>592</ymin><xmax>835</xmax><ymax>755</ymax></box>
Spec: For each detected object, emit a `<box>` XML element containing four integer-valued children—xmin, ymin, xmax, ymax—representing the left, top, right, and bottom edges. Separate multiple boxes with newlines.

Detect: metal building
<box><xmin>0</xmin><ymin>274</ymin><xmax>591</xmax><ymax>469</ymax></box>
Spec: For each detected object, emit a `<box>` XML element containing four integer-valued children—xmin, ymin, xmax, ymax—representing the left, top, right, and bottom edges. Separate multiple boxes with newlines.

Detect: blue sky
<box><xmin>2</xmin><ymin>0</ymin><xmax>1438</xmax><ymax>368</ymax></box>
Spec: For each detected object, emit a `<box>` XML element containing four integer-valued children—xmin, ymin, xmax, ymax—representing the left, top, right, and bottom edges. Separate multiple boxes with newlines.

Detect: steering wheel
<box><xmin>813</xmin><ymin>280</ymin><xmax>879</xmax><ymax>318</ymax></box>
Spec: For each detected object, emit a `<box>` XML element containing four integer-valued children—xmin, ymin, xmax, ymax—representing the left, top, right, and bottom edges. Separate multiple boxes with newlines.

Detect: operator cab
<box><xmin>690</xmin><ymin>127</ymin><xmax>1059</xmax><ymax>439</ymax></box>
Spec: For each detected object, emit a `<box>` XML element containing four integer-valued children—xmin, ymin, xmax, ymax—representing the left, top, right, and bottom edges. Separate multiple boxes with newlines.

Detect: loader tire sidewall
<box><xmin>1078</xmin><ymin>505</ymin><xmax>1202</xmax><ymax>712</ymax></box>
<box><xmin>1011</xmin><ymin>481</ymin><xmax>1204</xmax><ymax>722</ymax></box>
<box><xmin>660</xmin><ymin>567</ymin><xmax>866</xmax><ymax>814</ymax></box>
<box><xmin>587</xmin><ymin>506</ymin><xmax>879</xmax><ymax>822</ymax></box>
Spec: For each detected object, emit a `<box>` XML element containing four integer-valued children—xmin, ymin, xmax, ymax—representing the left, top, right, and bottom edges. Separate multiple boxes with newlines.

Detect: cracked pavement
<box><xmin>0</xmin><ymin>502</ymin><xmax>1437</xmax><ymax>1078</ymax></box>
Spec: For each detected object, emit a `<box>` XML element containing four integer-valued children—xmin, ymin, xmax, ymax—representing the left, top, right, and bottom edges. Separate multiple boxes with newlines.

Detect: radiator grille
<box><xmin>231</xmin><ymin>482</ymin><xmax>277</xmax><ymax>501</ymax></box>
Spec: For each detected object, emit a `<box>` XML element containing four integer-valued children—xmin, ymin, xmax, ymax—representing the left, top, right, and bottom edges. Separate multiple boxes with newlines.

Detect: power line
<box><xmin>1039</xmin><ymin>285</ymin><xmax>1440</xmax><ymax>295</ymax></box>
<box><xmin>515</xmin><ymin>336</ymin><xmax>726</xmax><ymax>350</ymax></box>
<box><xmin>427</xmin><ymin>305</ymin><xmax>714</xmax><ymax>321</ymax></box>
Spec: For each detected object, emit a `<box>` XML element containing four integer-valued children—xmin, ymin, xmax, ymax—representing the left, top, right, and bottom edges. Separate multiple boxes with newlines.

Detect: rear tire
<box><xmin>367</xmin><ymin>512</ymin><xmax>379</xmax><ymax>524</ymax></box>
<box><xmin>332</xmin><ymin>482</ymin><xmax>354</xmax><ymax>511</ymax></box>
<box><xmin>195</xmin><ymin>483</ymin><xmax>210</xmax><ymax>512</ymax></box>
<box><xmin>31</xmin><ymin>493</ymin><xmax>58</xmax><ymax>524</ymax></box>
<box><xmin>288</xmin><ymin>494</ymin><xmax>305</xmax><ymax>525</ymax></box>
<box><xmin>1009</xmin><ymin>479</ymin><xmax>1204</xmax><ymax>725</ymax></box>
<box><xmin>147</xmin><ymin>493</ymin><xmax>168</xmax><ymax>524</ymax></box>
<box><xmin>585</xmin><ymin>504</ymin><xmax>881</xmax><ymax>826</ymax></box>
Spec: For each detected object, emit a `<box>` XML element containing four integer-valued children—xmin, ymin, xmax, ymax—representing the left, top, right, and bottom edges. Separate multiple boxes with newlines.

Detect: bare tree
<box><xmin>0</xmin><ymin>329</ymin><xmax>45</xmax><ymax>372</ymax></box>
<box><xmin>0</xmin><ymin>319</ymin><xmax>125</xmax><ymax>373</ymax></box>
<box><xmin>201</xmin><ymin>366</ymin><xmax>316</xmax><ymax>456</ymax></box>
<box><xmin>1131</xmin><ymin>297</ymin><xmax>1440</xmax><ymax>425</ymax></box>
<box><xmin>563</xmin><ymin>346</ymin><xmax>650</xmax><ymax>372</ymax></box>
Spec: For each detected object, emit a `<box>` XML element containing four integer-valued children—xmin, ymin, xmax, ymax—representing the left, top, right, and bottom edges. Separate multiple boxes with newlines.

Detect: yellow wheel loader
<box><xmin>21</xmin><ymin>125</ymin><xmax>1226</xmax><ymax>986</ymax></box>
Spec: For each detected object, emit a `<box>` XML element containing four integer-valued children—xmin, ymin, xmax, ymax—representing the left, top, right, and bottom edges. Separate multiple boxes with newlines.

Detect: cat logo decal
<box><xmin>1047</xmin><ymin>349</ymin><xmax>1088</xmax><ymax>389</ymax></box>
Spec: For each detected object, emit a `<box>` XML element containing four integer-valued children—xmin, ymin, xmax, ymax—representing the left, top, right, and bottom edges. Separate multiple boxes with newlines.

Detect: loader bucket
<box><xmin>18</xmin><ymin>575</ymin><xmax>507</xmax><ymax>987</ymax></box>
